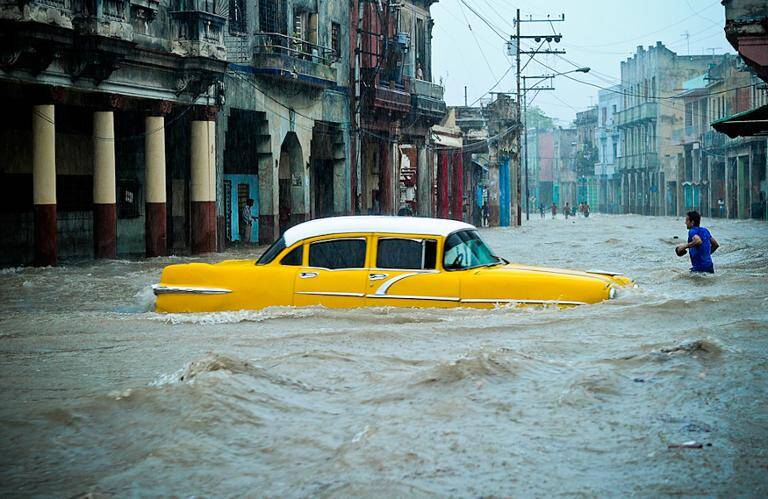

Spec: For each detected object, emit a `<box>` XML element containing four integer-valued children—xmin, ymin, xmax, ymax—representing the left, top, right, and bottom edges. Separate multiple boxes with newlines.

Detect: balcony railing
<box><xmin>411</xmin><ymin>78</ymin><xmax>445</xmax><ymax>100</ymax></box>
<box><xmin>253</xmin><ymin>32</ymin><xmax>337</xmax><ymax>66</ymax></box>
<box><xmin>410</xmin><ymin>78</ymin><xmax>446</xmax><ymax>121</ymax></box>
<box><xmin>249</xmin><ymin>32</ymin><xmax>337</xmax><ymax>86</ymax></box>
<box><xmin>615</xmin><ymin>152</ymin><xmax>660</xmax><ymax>171</ymax></box>
<box><xmin>702</xmin><ymin>129</ymin><xmax>727</xmax><ymax>149</ymax></box>
<box><xmin>615</xmin><ymin>101</ymin><xmax>658</xmax><ymax>127</ymax></box>
<box><xmin>369</xmin><ymin>80</ymin><xmax>412</xmax><ymax>113</ymax></box>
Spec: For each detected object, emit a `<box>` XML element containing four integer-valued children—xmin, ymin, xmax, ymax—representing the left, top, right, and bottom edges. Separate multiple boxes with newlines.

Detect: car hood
<box><xmin>479</xmin><ymin>263</ymin><xmax>633</xmax><ymax>287</ymax></box>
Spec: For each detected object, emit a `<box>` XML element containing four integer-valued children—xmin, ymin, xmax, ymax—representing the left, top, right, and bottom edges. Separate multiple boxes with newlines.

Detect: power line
<box><xmin>457</xmin><ymin>0</ymin><xmax>498</xmax><ymax>80</ymax></box>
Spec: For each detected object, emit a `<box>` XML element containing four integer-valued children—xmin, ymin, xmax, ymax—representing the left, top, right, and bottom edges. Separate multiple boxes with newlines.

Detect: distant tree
<box><xmin>525</xmin><ymin>106</ymin><xmax>554</xmax><ymax>129</ymax></box>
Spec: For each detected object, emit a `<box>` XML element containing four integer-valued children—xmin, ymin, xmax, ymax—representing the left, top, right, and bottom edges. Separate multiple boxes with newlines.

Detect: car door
<box><xmin>293</xmin><ymin>236</ymin><xmax>369</xmax><ymax>308</ymax></box>
<box><xmin>365</xmin><ymin>235</ymin><xmax>460</xmax><ymax>308</ymax></box>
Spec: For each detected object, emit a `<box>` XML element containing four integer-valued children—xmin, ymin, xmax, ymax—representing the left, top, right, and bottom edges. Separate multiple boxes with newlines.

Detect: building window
<box><xmin>229</xmin><ymin>0</ymin><xmax>246</xmax><ymax>34</ymax></box>
<box><xmin>331</xmin><ymin>22</ymin><xmax>340</xmax><ymax>57</ymax></box>
<box><xmin>415</xmin><ymin>17</ymin><xmax>426</xmax><ymax>80</ymax></box>
<box><xmin>259</xmin><ymin>0</ymin><xmax>285</xmax><ymax>34</ymax></box>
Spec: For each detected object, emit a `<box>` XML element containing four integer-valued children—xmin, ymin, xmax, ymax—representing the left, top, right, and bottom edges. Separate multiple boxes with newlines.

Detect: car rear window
<box><xmin>309</xmin><ymin>239</ymin><xmax>366</xmax><ymax>269</ymax></box>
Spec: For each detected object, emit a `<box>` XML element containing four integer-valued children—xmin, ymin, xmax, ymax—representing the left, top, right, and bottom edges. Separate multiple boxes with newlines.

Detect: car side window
<box><xmin>376</xmin><ymin>238</ymin><xmax>437</xmax><ymax>270</ymax></box>
<box><xmin>280</xmin><ymin>245</ymin><xmax>303</xmax><ymax>266</ymax></box>
<box><xmin>308</xmin><ymin>239</ymin><xmax>366</xmax><ymax>269</ymax></box>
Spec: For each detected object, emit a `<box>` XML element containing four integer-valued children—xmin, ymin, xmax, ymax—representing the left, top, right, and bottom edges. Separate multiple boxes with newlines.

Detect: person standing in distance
<box><xmin>675</xmin><ymin>210</ymin><xmax>719</xmax><ymax>273</ymax></box>
<box><xmin>240</xmin><ymin>198</ymin><xmax>255</xmax><ymax>244</ymax></box>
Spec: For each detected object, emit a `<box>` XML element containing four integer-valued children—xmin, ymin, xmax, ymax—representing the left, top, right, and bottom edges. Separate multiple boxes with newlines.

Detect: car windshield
<box><xmin>443</xmin><ymin>230</ymin><xmax>502</xmax><ymax>270</ymax></box>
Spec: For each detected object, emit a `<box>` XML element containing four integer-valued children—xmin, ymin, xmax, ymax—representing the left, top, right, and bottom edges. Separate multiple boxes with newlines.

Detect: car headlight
<box><xmin>609</xmin><ymin>287</ymin><xmax>617</xmax><ymax>299</ymax></box>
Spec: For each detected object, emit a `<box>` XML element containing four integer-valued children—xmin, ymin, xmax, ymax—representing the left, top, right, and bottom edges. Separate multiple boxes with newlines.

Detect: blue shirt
<box><xmin>688</xmin><ymin>226</ymin><xmax>714</xmax><ymax>272</ymax></box>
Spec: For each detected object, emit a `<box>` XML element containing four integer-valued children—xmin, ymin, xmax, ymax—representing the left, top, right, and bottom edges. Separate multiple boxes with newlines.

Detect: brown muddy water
<box><xmin>1</xmin><ymin>214</ymin><xmax>767</xmax><ymax>497</ymax></box>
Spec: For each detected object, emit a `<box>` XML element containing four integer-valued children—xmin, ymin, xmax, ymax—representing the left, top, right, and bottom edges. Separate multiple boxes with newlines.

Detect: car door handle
<box><xmin>300</xmin><ymin>272</ymin><xmax>318</xmax><ymax>279</ymax></box>
<box><xmin>369</xmin><ymin>273</ymin><xmax>388</xmax><ymax>281</ymax></box>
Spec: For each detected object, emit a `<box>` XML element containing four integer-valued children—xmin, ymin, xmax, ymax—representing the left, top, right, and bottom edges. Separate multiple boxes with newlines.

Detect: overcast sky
<box><xmin>431</xmin><ymin>0</ymin><xmax>735</xmax><ymax>125</ymax></box>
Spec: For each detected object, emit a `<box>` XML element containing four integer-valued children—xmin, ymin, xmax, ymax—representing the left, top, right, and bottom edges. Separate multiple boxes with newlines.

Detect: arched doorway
<box><xmin>278</xmin><ymin>132</ymin><xmax>305</xmax><ymax>233</ymax></box>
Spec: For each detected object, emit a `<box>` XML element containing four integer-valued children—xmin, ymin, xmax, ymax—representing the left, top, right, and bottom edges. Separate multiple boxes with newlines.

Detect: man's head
<box><xmin>246</xmin><ymin>198</ymin><xmax>254</xmax><ymax>207</ymax></box>
<box><xmin>685</xmin><ymin>210</ymin><xmax>701</xmax><ymax>229</ymax></box>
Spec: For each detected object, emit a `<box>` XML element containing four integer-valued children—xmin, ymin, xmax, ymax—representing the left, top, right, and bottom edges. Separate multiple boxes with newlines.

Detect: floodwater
<box><xmin>1</xmin><ymin>214</ymin><xmax>767</xmax><ymax>497</ymax></box>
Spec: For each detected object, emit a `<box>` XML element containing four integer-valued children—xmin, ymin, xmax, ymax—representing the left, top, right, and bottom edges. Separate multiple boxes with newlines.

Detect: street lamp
<box><xmin>522</xmin><ymin>67</ymin><xmax>590</xmax><ymax>220</ymax></box>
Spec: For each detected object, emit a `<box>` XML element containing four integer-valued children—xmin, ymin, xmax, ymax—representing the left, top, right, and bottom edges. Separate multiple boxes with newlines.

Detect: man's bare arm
<box><xmin>686</xmin><ymin>235</ymin><xmax>702</xmax><ymax>249</ymax></box>
<box><xmin>676</xmin><ymin>235</ymin><xmax>702</xmax><ymax>256</ymax></box>
<box><xmin>710</xmin><ymin>236</ymin><xmax>719</xmax><ymax>254</ymax></box>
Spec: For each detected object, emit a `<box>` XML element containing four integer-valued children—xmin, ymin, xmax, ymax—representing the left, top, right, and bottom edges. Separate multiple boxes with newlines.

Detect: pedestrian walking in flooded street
<box><xmin>676</xmin><ymin>210</ymin><xmax>719</xmax><ymax>273</ymax></box>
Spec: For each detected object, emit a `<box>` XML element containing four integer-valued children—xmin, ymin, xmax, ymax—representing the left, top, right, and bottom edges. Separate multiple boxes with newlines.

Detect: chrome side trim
<box><xmin>586</xmin><ymin>269</ymin><xmax>624</xmax><ymax>277</ymax></box>
<box><xmin>460</xmin><ymin>298</ymin><xmax>588</xmax><ymax>306</ymax></box>
<box><xmin>366</xmin><ymin>294</ymin><xmax>461</xmax><ymax>302</ymax></box>
<box><xmin>152</xmin><ymin>285</ymin><xmax>232</xmax><ymax>296</ymax></box>
<box><xmin>375</xmin><ymin>272</ymin><xmax>419</xmax><ymax>295</ymax></box>
<box><xmin>295</xmin><ymin>291</ymin><xmax>366</xmax><ymax>298</ymax></box>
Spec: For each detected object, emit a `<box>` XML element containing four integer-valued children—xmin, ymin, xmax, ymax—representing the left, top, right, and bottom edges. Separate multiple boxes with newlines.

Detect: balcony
<box><xmin>249</xmin><ymin>32</ymin><xmax>337</xmax><ymax>87</ymax></box>
<box><xmin>368</xmin><ymin>80</ymin><xmax>412</xmax><ymax>114</ymax></box>
<box><xmin>410</xmin><ymin>78</ymin><xmax>446</xmax><ymax>121</ymax></box>
<box><xmin>702</xmin><ymin>129</ymin><xmax>727</xmax><ymax>149</ymax></box>
<box><xmin>171</xmin><ymin>1</ymin><xmax>226</xmax><ymax>60</ymax></box>
<box><xmin>615</xmin><ymin>152</ymin><xmax>660</xmax><ymax>171</ymax></box>
<box><xmin>615</xmin><ymin>102</ymin><xmax>658</xmax><ymax>128</ymax></box>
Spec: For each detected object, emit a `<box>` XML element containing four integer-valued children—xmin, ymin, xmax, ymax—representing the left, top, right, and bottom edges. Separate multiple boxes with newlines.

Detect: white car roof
<box><xmin>282</xmin><ymin>216</ymin><xmax>476</xmax><ymax>246</ymax></box>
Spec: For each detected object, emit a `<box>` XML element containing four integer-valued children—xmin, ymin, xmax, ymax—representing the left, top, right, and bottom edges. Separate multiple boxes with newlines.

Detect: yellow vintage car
<box><xmin>153</xmin><ymin>216</ymin><xmax>634</xmax><ymax>313</ymax></box>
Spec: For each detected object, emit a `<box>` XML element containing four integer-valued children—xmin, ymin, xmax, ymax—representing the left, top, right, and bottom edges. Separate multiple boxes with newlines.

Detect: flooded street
<box><xmin>1</xmin><ymin>214</ymin><xmax>767</xmax><ymax>497</ymax></box>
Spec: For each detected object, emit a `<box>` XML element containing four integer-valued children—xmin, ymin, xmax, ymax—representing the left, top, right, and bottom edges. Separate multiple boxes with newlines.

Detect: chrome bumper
<box><xmin>152</xmin><ymin>285</ymin><xmax>232</xmax><ymax>296</ymax></box>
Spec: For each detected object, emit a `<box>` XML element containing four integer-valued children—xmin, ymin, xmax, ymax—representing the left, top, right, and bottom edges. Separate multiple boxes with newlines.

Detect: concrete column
<box><xmin>190</xmin><ymin>118</ymin><xmax>217</xmax><ymax>253</ymax></box>
<box><xmin>488</xmin><ymin>160</ymin><xmax>500</xmax><ymax>226</ymax></box>
<box><xmin>93</xmin><ymin>111</ymin><xmax>117</xmax><ymax>259</ymax></box>
<box><xmin>437</xmin><ymin>151</ymin><xmax>449</xmax><ymax>219</ymax></box>
<box><xmin>145</xmin><ymin>115</ymin><xmax>167</xmax><ymax>257</ymax></box>
<box><xmin>391</xmin><ymin>141</ymin><xmax>399</xmax><ymax>214</ymax></box>
<box><xmin>725</xmin><ymin>157</ymin><xmax>732</xmax><ymax>219</ymax></box>
<box><xmin>706</xmin><ymin>156</ymin><xmax>714</xmax><ymax>218</ymax></box>
<box><xmin>737</xmin><ymin>155</ymin><xmax>747</xmax><ymax>219</ymax></box>
<box><xmin>452</xmin><ymin>150</ymin><xmax>464</xmax><ymax>221</ymax></box>
<box><xmin>32</xmin><ymin>104</ymin><xmax>57</xmax><ymax>267</ymax></box>
<box><xmin>380</xmin><ymin>140</ymin><xmax>391</xmax><ymax>215</ymax></box>
<box><xmin>416</xmin><ymin>144</ymin><xmax>430</xmax><ymax>217</ymax></box>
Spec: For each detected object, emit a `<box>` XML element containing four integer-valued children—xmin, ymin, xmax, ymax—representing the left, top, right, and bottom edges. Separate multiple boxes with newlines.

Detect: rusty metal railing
<box><xmin>253</xmin><ymin>32</ymin><xmax>337</xmax><ymax>66</ymax></box>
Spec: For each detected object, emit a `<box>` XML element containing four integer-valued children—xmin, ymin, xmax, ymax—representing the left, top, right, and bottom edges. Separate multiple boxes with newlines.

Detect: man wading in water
<box><xmin>675</xmin><ymin>210</ymin><xmax>719</xmax><ymax>273</ymax></box>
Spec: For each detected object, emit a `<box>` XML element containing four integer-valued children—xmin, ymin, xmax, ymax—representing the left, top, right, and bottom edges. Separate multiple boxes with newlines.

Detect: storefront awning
<box><xmin>711</xmin><ymin>104</ymin><xmax>768</xmax><ymax>138</ymax></box>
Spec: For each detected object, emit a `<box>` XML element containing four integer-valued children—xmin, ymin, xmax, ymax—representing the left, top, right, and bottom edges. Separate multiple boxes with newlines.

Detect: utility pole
<box><xmin>354</xmin><ymin>0</ymin><xmax>365</xmax><ymax>214</ymax></box>
<box><xmin>510</xmin><ymin>12</ymin><xmax>565</xmax><ymax>225</ymax></box>
<box><xmin>515</xmin><ymin>9</ymin><xmax>521</xmax><ymax>226</ymax></box>
<box><xmin>521</xmin><ymin>75</ymin><xmax>555</xmax><ymax>220</ymax></box>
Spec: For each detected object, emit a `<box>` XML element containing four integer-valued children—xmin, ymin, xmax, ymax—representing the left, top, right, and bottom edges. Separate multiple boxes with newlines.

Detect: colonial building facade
<box><xmin>615</xmin><ymin>42</ymin><xmax>727</xmax><ymax>216</ymax></box>
<box><xmin>221</xmin><ymin>0</ymin><xmax>352</xmax><ymax>244</ymax></box>
<box><xmin>1</xmin><ymin>0</ymin><xmax>228</xmax><ymax>266</ymax></box>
